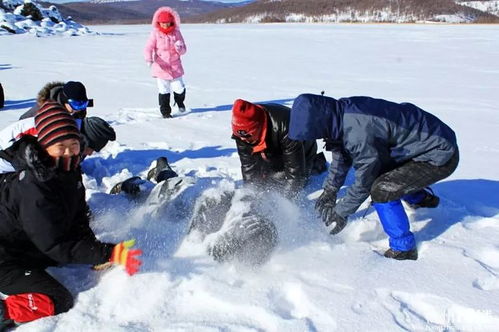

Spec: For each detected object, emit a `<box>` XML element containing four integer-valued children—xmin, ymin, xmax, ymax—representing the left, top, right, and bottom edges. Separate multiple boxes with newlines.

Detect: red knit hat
<box><xmin>231</xmin><ymin>99</ymin><xmax>266</xmax><ymax>139</ymax></box>
<box><xmin>157</xmin><ymin>11</ymin><xmax>174</xmax><ymax>23</ymax></box>
<box><xmin>35</xmin><ymin>101</ymin><xmax>80</xmax><ymax>148</ymax></box>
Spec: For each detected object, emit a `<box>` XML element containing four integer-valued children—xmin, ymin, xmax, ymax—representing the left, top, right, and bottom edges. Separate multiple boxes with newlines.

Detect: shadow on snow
<box><xmin>0</xmin><ymin>98</ymin><xmax>36</xmax><ymax>111</ymax></box>
<box><xmin>82</xmin><ymin>145</ymin><xmax>237</xmax><ymax>185</ymax></box>
<box><xmin>183</xmin><ymin>97</ymin><xmax>296</xmax><ymax>115</ymax></box>
<box><xmin>416</xmin><ymin>179</ymin><xmax>499</xmax><ymax>243</ymax></box>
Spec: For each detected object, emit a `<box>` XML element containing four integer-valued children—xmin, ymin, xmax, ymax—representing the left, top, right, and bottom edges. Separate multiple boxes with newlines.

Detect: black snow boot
<box><xmin>109</xmin><ymin>176</ymin><xmax>144</xmax><ymax>195</ymax></box>
<box><xmin>408</xmin><ymin>188</ymin><xmax>440</xmax><ymax>209</ymax></box>
<box><xmin>384</xmin><ymin>248</ymin><xmax>418</xmax><ymax>260</ymax></box>
<box><xmin>158</xmin><ymin>93</ymin><xmax>172</xmax><ymax>118</ymax></box>
<box><xmin>173</xmin><ymin>89</ymin><xmax>186</xmax><ymax>113</ymax></box>
<box><xmin>146</xmin><ymin>157</ymin><xmax>178</xmax><ymax>183</ymax></box>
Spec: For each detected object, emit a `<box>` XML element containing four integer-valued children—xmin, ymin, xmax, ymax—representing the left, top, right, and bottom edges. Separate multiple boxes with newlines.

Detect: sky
<box><xmin>1</xmin><ymin>23</ymin><xmax>499</xmax><ymax>331</ymax></box>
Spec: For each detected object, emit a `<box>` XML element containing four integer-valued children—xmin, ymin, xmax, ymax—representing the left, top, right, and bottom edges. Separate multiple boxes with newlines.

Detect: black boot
<box><xmin>109</xmin><ymin>176</ymin><xmax>144</xmax><ymax>195</ymax></box>
<box><xmin>146</xmin><ymin>157</ymin><xmax>178</xmax><ymax>182</ymax></box>
<box><xmin>407</xmin><ymin>188</ymin><xmax>440</xmax><ymax>209</ymax></box>
<box><xmin>158</xmin><ymin>93</ymin><xmax>172</xmax><ymax>118</ymax></box>
<box><xmin>384</xmin><ymin>248</ymin><xmax>418</xmax><ymax>260</ymax></box>
<box><xmin>173</xmin><ymin>89</ymin><xmax>186</xmax><ymax>113</ymax></box>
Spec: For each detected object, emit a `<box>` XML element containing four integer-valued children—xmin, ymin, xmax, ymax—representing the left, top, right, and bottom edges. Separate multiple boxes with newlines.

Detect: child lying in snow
<box><xmin>110</xmin><ymin>157</ymin><xmax>278</xmax><ymax>266</ymax></box>
<box><xmin>188</xmin><ymin>188</ymin><xmax>278</xmax><ymax>266</ymax></box>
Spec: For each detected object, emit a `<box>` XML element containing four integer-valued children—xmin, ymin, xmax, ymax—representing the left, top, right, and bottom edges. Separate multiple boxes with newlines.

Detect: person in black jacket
<box><xmin>231</xmin><ymin>99</ymin><xmax>325</xmax><ymax>198</ymax></box>
<box><xmin>0</xmin><ymin>102</ymin><xmax>141</xmax><ymax>328</ymax></box>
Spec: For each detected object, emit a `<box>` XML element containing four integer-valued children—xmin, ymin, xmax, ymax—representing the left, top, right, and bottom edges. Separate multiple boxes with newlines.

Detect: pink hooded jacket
<box><xmin>144</xmin><ymin>7</ymin><xmax>187</xmax><ymax>80</ymax></box>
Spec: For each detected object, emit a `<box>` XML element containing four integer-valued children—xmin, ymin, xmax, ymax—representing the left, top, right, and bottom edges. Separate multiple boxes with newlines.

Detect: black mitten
<box><xmin>315</xmin><ymin>189</ymin><xmax>337</xmax><ymax>220</ymax></box>
<box><xmin>325</xmin><ymin>211</ymin><xmax>347</xmax><ymax>235</ymax></box>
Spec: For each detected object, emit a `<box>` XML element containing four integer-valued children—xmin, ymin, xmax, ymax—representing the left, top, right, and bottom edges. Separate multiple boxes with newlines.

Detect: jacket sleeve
<box><xmin>18</xmin><ymin>182</ymin><xmax>114</xmax><ymax>265</ymax></box>
<box><xmin>334</xmin><ymin>141</ymin><xmax>382</xmax><ymax>219</ymax></box>
<box><xmin>0</xmin><ymin>118</ymin><xmax>36</xmax><ymax>150</ymax></box>
<box><xmin>323</xmin><ymin>142</ymin><xmax>352</xmax><ymax>193</ymax></box>
<box><xmin>144</xmin><ymin>31</ymin><xmax>157</xmax><ymax>62</ymax></box>
<box><xmin>173</xmin><ymin>30</ymin><xmax>187</xmax><ymax>55</ymax></box>
<box><xmin>281</xmin><ymin>135</ymin><xmax>307</xmax><ymax>192</ymax></box>
<box><xmin>236</xmin><ymin>139</ymin><xmax>263</xmax><ymax>184</ymax></box>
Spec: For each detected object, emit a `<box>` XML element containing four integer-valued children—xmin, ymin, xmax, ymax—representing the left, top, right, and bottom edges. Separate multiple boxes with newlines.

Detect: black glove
<box><xmin>324</xmin><ymin>211</ymin><xmax>347</xmax><ymax>235</ymax></box>
<box><xmin>315</xmin><ymin>189</ymin><xmax>337</xmax><ymax>220</ymax></box>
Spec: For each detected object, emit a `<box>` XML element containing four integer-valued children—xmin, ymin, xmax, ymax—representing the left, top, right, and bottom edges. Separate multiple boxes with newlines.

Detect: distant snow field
<box><xmin>1</xmin><ymin>23</ymin><xmax>499</xmax><ymax>331</ymax></box>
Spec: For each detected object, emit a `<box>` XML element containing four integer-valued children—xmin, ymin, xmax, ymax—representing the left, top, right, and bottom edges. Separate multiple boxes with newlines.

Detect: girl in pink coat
<box><xmin>144</xmin><ymin>7</ymin><xmax>187</xmax><ymax>118</ymax></box>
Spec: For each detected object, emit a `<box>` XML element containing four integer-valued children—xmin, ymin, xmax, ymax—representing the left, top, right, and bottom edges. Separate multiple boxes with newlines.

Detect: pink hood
<box><xmin>152</xmin><ymin>7</ymin><xmax>181</xmax><ymax>32</ymax></box>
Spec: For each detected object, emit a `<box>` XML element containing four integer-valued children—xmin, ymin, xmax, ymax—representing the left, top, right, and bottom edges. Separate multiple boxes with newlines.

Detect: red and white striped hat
<box><xmin>35</xmin><ymin>101</ymin><xmax>80</xmax><ymax>147</ymax></box>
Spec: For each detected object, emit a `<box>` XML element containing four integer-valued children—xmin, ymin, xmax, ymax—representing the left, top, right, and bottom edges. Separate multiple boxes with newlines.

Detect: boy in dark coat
<box><xmin>231</xmin><ymin>99</ymin><xmax>325</xmax><ymax>198</ymax></box>
<box><xmin>289</xmin><ymin>94</ymin><xmax>459</xmax><ymax>260</ymax></box>
<box><xmin>0</xmin><ymin>102</ymin><xmax>141</xmax><ymax>328</ymax></box>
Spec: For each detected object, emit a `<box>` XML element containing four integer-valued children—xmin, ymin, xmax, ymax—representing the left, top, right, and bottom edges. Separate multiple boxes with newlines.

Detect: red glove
<box><xmin>110</xmin><ymin>239</ymin><xmax>143</xmax><ymax>276</ymax></box>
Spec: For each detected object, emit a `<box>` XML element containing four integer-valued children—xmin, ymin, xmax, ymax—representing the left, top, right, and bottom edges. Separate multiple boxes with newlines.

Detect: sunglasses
<box><xmin>68</xmin><ymin>99</ymin><xmax>89</xmax><ymax>111</ymax></box>
<box><xmin>159</xmin><ymin>22</ymin><xmax>174</xmax><ymax>27</ymax></box>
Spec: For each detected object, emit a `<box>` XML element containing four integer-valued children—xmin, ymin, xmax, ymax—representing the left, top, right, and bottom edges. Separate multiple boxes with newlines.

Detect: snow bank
<box><xmin>0</xmin><ymin>0</ymin><xmax>94</xmax><ymax>36</ymax></box>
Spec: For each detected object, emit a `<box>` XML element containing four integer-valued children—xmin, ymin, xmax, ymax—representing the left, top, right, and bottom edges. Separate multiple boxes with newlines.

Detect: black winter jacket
<box><xmin>233</xmin><ymin>103</ymin><xmax>317</xmax><ymax>194</ymax></box>
<box><xmin>0</xmin><ymin>136</ymin><xmax>114</xmax><ymax>269</ymax></box>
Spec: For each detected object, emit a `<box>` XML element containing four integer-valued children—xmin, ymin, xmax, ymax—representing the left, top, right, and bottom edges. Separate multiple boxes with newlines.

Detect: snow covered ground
<box><xmin>1</xmin><ymin>23</ymin><xmax>499</xmax><ymax>331</ymax></box>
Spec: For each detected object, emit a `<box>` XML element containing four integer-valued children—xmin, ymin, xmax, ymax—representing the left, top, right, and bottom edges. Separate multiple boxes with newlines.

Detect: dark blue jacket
<box><xmin>289</xmin><ymin>94</ymin><xmax>458</xmax><ymax>218</ymax></box>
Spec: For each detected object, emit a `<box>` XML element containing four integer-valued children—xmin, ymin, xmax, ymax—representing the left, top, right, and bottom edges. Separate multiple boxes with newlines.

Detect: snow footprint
<box><xmin>465</xmin><ymin>246</ymin><xmax>499</xmax><ymax>271</ymax></box>
<box><xmin>387</xmin><ymin>290</ymin><xmax>499</xmax><ymax>330</ymax></box>
<box><xmin>465</xmin><ymin>245</ymin><xmax>499</xmax><ymax>290</ymax></box>
<box><xmin>267</xmin><ymin>282</ymin><xmax>337</xmax><ymax>330</ymax></box>
<box><xmin>114</xmin><ymin>107</ymin><xmax>161</xmax><ymax>125</ymax></box>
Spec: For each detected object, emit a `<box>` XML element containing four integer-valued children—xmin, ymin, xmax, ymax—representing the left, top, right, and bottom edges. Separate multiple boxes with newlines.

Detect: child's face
<box><xmin>46</xmin><ymin>138</ymin><xmax>80</xmax><ymax>158</ymax></box>
<box><xmin>159</xmin><ymin>22</ymin><xmax>173</xmax><ymax>29</ymax></box>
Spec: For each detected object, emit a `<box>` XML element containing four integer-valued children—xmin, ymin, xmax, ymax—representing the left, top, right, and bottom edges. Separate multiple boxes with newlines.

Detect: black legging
<box><xmin>371</xmin><ymin>150</ymin><xmax>459</xmax><ymax>203</ymax></box>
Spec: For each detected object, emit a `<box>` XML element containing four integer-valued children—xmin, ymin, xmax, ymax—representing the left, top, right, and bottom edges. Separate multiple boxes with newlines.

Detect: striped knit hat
<box><xmin>35</xmin><ymin>101</ymin><xmax>80</xmax><ymax>147</ymax></box>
